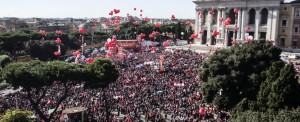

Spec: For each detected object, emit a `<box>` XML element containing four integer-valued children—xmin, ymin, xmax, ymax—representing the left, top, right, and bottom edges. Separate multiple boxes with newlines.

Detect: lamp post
<box><xmin>181</xmin><ymin>32</ymin><xmax>184</xmax><ymax>40</ymax></box>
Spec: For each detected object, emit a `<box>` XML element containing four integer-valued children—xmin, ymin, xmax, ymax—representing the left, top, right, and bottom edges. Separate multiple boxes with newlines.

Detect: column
<box><xmin>195</xmin><ymin>9</ymin><xmax>199</xmax><ymax>37</ymax></box>
<box><xmin>207</xmin><ymin>13</ymin><xmax>212</xmax><ymax>45</ymax></box>
<box><xmin>221</xmin><ymin>9</ymin><xmax>226</xmax><ymax>39</ymax></box>
<box><xmin>237</xmin><ymin>8</ymin><xmax>242</xmax><ymax>40</ymax></box>
<box><xmin>217</xmin><ymin>8</ymin><xmax>221</xmax><ymax>39</ymax></box>
<box><xmin>271</xmin><ymin>7</ymin><xmax>279</xmax><ymax>45</ymax></box>
<box><xmin>255</xmin><ymin>8</ymin><xmax>261</xmax><ymax>40</ymax></box>
<box><xmin>241</xmin><ymin>8</ymin><xmax>247</xmax><ymax>40</ymax></box>
<box><xmin>266</xmin><ymin>8</ymin><xmax>273</xmax><ymax>40</ymax></box>
<box><xmin>198</xmin><ymin>10</ymin><xmax>203</xmax><ymax>38</ymax></box>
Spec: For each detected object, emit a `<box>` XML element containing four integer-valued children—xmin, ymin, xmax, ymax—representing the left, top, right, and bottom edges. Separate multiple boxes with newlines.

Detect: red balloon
<box><xmin>235</xmin><ymin>27</ymin><xmax>239</xmax><ymax>31</ymax></box>
<box><xmin>39</xmin><ymin>30</ymin><xmax>46</xmax><ymax>35</ymax></box>
<box><xmin>115</xmin><ymin>27</ymin><xmax>120</xmax><ymax>31</ymax></box>
<box><xmin>231</xmin><ymin>40</ymin><xmax>236</xmax><ymax>45</ymax></box>
<box><xmin>219</xmin><ymin>18</ymin><xmax>224</xmax><ymax>22</ymax></box>
<box><xmin>234</xmin><ymin>8</ymin><xmax>239</xmax><ymax>14</ymax></box>
<box><xmin>55</xmin><ymin>30</ymin><xmax>62</xmax><ymax>35</ymax></box>
<box><xmin>55</xmin><ymin>38</ymin><xmax>62</xmax><ymax>44</ymax></box>
<box><xmin>54</xmin><ymin>51</ymin><xmax>61</xmax><ymax>56</ymax></box>
<box><xmin>133</xmin><ymin>21</ymin><xmax>139</xmax><ymax>26</ymax></box>
<box><xmin>73</xmin><ymin>50</ymin><xmax>80</xmax><ymax>56</ymax></box>
<box><xmin>199</xmin><ymin>14</ymin><xmax>203</xmax><ymax>18</ymax></box>
<box><xmin>106</xmin><ymin>52</ymin><xmax>112</xmax><ymax>57</ymax></box>
<box><xmin>140</xmin><ymin>9</ymin><xmax>143</xmax><ymax>12</ymax></box>
<box><xmin>155</xmin><ymin>23</ymin><xmax>161</xmax><ymax>28</ymax></box>
<box><xmin>134</xmin><ymin>8</ymin><xmax>136</xmax><ymax>11</ymax></box>
<box><xmin>185</xmin><ymin>21</ymin><xmax>191</xmax><ymax>26</ymax></box>
<box><xmin>163</xmin><ymin>42</ymin><xmax>169</xmax><ymax>47</ymax></box>
<box><xmin>212</xmin><ymin>30</ymin><xmax>219</xmax><ymax>37</ymax></box>
<box><xmin>79</xmin><ymin>27</ymin><xmax>86</xmax><ymax>33</ymax></box>
<box><xmin>140</xmin><ymin>14</ymin><xmax>143</xmax><ymax>17</ymax></box>
<box><xmin>171</xmin><ymin>15</ymin><xmax>175</xmax><ymax>20</ymax></box>
<box><xmin>85</xmin><ymin>58</ymin><xmax>94</xmax><ymax>63</ymax></box>
<box><xmin>199</xmin><ymin>30</ymin><xmax>204</xmax><ymax>34</ymax></box>
<box><xmin>109</xmin><ymin>47</ymin><xmax>115</xmax><ymax>51</ymax></box>
<box><xmin>212</xmin><ymin>6</ymin><xmax>216</xmax><ymax>11</ymax></box>
<box><xmin>151</xmin><ymin>47</ymin><xmax>157</xmax><ymax>51</ymax></box>
<box><xmin>208</xmin><ymin>11</ymin><xmax>213</xmax><ymax>14</ymax></box>
<box><xmin>245</xmin><ymin>26</ymin><xmax>251</xmax><ymax>31</ymax></box>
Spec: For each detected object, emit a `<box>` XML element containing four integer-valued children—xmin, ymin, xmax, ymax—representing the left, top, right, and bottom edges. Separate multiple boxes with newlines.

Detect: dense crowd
<box><xmin>0</xmin><ymin>49</ymin><xmax>230</xmax><ymax>122</ymax></box>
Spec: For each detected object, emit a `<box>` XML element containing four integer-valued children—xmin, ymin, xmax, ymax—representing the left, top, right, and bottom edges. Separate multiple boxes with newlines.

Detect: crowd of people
<box><xmin>0</xmin><ymin>49</ymin><xmax>230</xmax><ymax>122</ymax></box>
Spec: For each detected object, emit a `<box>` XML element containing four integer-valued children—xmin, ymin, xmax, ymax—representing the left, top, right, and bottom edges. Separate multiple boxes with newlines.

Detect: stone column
<box><xmin>237</xmin><ymin>8</ymin><xmax>242</xmax><ymax>40</ymax></box>
<box><xmin>198</xmin><ymin>10</ymin><xmax>203</xmax><ymax>38</ymax></box>
<box><xmin>217</xmin><ymin>8</ymin><xmax>221</xmax><ymax>39</ymax></box>
<box><xmin>241</xmin><ymin>8</ymin><xmax>247</xmax><ymax>40</ymax></box>
<box><xmin>255</xmin><ymin>8</ymin><xmax>261</xmax><ymax>40</ymax></box>
<box><xmin>207</xmin><ymin>13</ymin><xmax>212</xmax><ymax>45</ymax></box>
<box><xmin>195</xmin><ymin>9</ymin><xmax>199</xmax><ymax>37</ymax></box>
<box><xmin>271</xmin><ymin>7</ymin><xmax>279</xmax><ymax>45</ymax></box>
<box><xmin>266</xmin><ymin>7</ymin><xmax>273</xmax><ymax>40</ymax></box>
<box><xmin>221</xmin><ymin>9</ymin><xmax>226</xmax><ymax>40</ymax></box>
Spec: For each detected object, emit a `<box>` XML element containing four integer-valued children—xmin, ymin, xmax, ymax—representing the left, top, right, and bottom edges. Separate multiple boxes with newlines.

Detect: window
<box><xmin>260</xmin><ymin>32</ymin><xmax>266</xmax><ymax>40</ymax></box>
<box><xmin>280</xmin><ymin>37</ymin><xmax>286</xmax><ymax>46</ymax></box>
<box><xmin>281</xmin><ymin>18</ymin><xmax>287</xmax><ymax>27</ymax></box>
<box><xmin>260</xmin><ymin>8</ymin><xmax>268</xmax><ymax>25</ymax></box>
<box><xmin>282</xmin><ymin>29</ymin><xmax>285</xmax><ymax>33</ymax></box>
<box><xmin>295</xmin><ymin>8</ymin><xmax>300</xmax><ymax>18</ymax></box>
<box><xmin>293</xmin><ymin>39</ymin><xmax>298</xmax><ymax>48</ymax></box>
<box><xmin>229</xmin><ymin>9</ymin><xmax>236</xmax><ymax>24</ymax></box>
<box><xmin>249</xmin><ymin>9</ymin><xmax>256</xmax><ymax>25</ymax></box>
<box><xmin>294</xmin><ymin>25</ymin><xmax>299</xmax><ymax>34</ymax></box>
<box><xmin>284</xmin><ymin>7</ymin><xmax>287</xmax><ymax>10</ymax></box>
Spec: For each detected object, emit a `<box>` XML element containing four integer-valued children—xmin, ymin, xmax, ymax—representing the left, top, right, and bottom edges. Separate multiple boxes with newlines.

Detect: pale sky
<box><xmin>0</xmin><ymin>0</ymin><xmax>294</xmax><ymax>19</ymax></box>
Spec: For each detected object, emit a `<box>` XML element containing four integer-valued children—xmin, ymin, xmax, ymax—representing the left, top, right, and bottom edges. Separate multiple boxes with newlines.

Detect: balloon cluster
<box><xmin>133</xmin><ymin>21</ymin><xmax>139</xmax><ymax>26</ymax></box>
<box><xmin>246</xmin><ymin>35</ymin><xmax>254</xmax><ymax>43</ymax></box>
<box><xmin>212</xmin><ymin>30</ymin><xmax>219</xmax><ymax>37</ymax></box>
<box><xmin>155</xmin><ymin>23</ymin><xmax>161</xmax><ymax>28</ymax></box>
<box><xmin>55</xmin><ymin>38</ymin><xmax>62</xmax><ymax>44</ymax></box>
<box><xmin>223</xmin><ymin>18</ymin><xmax>231</xmax><ymax>26</ymax></box>
<box><xmin>163</xmin><ymin>40</ymin><xmax>172</xmax><ymax>47</ymax></box>
<box><xmin>55</xmin><ymin>30</ymin><xmax>62</xmax><ymax>35</ymax></box>
<box><xmin>39</xmin><ymin>30</ymin><xmax>46</xmax><ymax>35</ymax></box>
<box><xmin>143</xmin><ymin>17</ymin><xmax>150</xmax><ymax>23</ymax></box>
<box><xmin>105</xmin><ymin>38</ymin><xmax>117</xmax><ymax>48</ymax></box>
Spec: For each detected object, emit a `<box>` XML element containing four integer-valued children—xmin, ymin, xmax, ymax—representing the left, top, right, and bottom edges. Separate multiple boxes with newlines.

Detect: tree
<box><xmin>199</xmin><ymin>40</ymin><xmax>282</xmax><ymax>110</ymax></box>
<box><xmin>0</xmin><ymin>55</ymin><xmax>12</xmax><ymax>69</ymax></box>
<box><xmin>0</xmin><ymin>31</ymin><xmax>30</xmax><ymax>57</ymax></box>
<box><xmin>175</xmin><ymin>22</ymin><xmax>182</xmax><ymax>40</ymax></box>
<box><xmin>0</xmin><ymin>110</ymin><xmax>33</xmax><ymax>122</ymax></box>
<box><xmin>84</xmin><ymin>58</ymin><xmax>119</xmax><ymax>121</ymax></box>
<box><xmin>26</xmin><ymin>40</ymin><xmax>67</xmax><ymax>61</ymax></box>
<box><xmin>257</xmin><ymin>61</ymin><xmax>300</xmax><ymax>111</ymax></box>
<box><xmin>1</xmin><ymin>59</ymin><xmax>118</xmax><ymax>122</ymax></box>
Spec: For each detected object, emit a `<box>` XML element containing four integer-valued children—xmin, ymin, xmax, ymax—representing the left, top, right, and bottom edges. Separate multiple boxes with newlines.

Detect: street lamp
<box><xmin>181</xmin><ymin>32</ymin><xmax>184</xmax><ymax>40</ymax></box>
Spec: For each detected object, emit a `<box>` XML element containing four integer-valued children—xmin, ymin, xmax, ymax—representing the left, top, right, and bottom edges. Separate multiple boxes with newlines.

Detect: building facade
<box><xmin>193</xmin><ymin>0</ymin><xmax>282</xmax><ymax>47</ymax></box>
<box><xmin>278</xmin><ymin>2</ymin><xmax>300</xmax><ymax>50</ymax></box>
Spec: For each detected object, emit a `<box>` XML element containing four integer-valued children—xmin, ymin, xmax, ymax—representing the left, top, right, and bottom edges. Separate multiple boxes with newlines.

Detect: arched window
<box><xmin>229</xmin><ymin>9</ymin><xmax>236</xmax><ymax>24</ymax></box>
<box><xmin>249</xmin><ymin>9</ymin><xmax>256</xmax><ymax>25</ymax></box>
<box><xmin>202</xmin><ymin>10</ymin><xmax>208</xmax><ymax>25</ymax></box>
<box><xmin>212</xmin><ymin>10</ymin><xmax>218</xmax><ymax>25</ymax></box>
<box><xmin>260</xmin><ymin>8</ymin><xmax>268</xmax><ymax>25</ymax></box>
